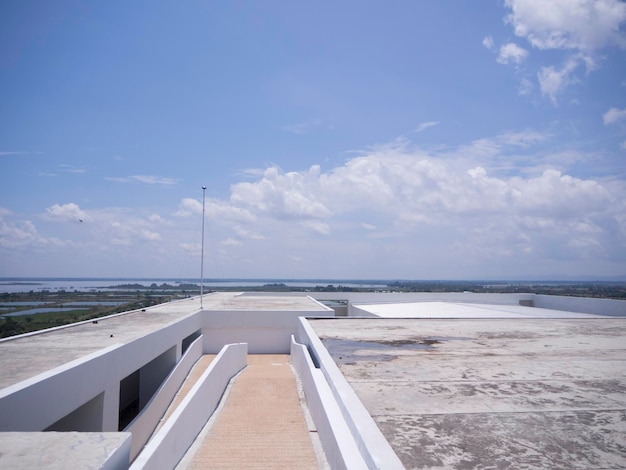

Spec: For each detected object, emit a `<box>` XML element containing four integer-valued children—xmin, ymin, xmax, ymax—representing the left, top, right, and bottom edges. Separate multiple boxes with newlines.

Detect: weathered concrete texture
<box><xmin>377</xmin><ymin>411</ymin><xmax>626</xmax><ymax>469</ymax></box>
<box><xmin>310</xmin><ymin>318</ymin><xmax>626</xmax><ymax>470</ymax></box>
<box><xmin>0</xmin><ymin>296</ymin><xmax>204</xmax><ymax>389</ymax></box>
<box><xmin>0</xmin><ymin>293</ymin><xmax>326</xmax><ymax>389</ymax></box>
<box><xmin>206</xmin><ymin>293</ymin><xmax>331</xmax><ymax>311</ymax></box>
<box><xmin>0</xmin><ymin>432</ymin><xmax>131</xmax><ymax>469</ymax></box>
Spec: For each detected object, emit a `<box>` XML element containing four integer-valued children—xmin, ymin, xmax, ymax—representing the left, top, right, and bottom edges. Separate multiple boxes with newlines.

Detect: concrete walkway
<box><xmin>186</xmin><ymin>354</ymin><xmax>319</xmax><ymax>469</ymax></box>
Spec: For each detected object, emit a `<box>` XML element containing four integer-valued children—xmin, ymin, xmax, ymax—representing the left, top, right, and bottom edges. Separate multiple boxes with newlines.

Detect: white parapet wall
<box><xmin>126</xmin><ymin>335</ymin><xmax>204</xmax><ymax>461</ymax></box>
<box><xmin>202</xmin><ymin>306</ymin><xmax>334</xmax><ymax>354</ymax></box>
<box><xmin>290</xmin><ymin>335</ymin><xmax>368</xmax><ymax>470</ymax></box>
<box><xmin>306</xmin><ymin>292</ymin><xmax>534</xmax><ymax>314</ymax></box>
<box><xmin>130</xmin><ymin>342</ymin><xmax>248</xmax><ymax>470</ymax></box>
<box><xmin>0</xmin><ymin>312</ymin><xmax>203</xmax><ymax>434</ymax></box>
<box><xmin>533</xmin><ymin>294</ymin><xmax>626</xmax><ymax>316</ymax></box>
<box><xmin>295</xmin><ymin>318</ymin><xmax>404</xmax><ymax>470</ymax></box>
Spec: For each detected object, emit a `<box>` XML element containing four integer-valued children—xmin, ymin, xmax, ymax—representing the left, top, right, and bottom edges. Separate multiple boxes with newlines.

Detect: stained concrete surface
<box><xmin>0</xmin><ymin>432</ymin><xmax>131</xmax><ymax>469</ymax></box>
<box><xmin>310</xmin><ymin>318</ymin><xmax>626</xmax><ymax>469</ymax></box>
<box><xmin>0</xmin><ymin>293</ymin><xmax>327</xmax><ymax>389</ymax></box>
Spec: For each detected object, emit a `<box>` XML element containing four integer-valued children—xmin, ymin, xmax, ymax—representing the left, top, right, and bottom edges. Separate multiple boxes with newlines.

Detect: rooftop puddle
<box><xmin>321</xmin><ymin>336</ymin><xmax>470</xmax><ymax>364</ymax></box>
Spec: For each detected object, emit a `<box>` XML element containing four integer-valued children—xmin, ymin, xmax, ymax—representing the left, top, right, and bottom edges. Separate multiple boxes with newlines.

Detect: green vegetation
<box><xmin>385</xmin><ymin>281</ymin><xmax>626</xmax><ymax>299</ymax></box>
<box><xmin>1</xmin><ymin>280</ymin><xmax>624</xmax><ymax>339</ymax></box>
<box><xmin>0</xmin><ymin>290</ymin><xmax>186</xmax><ymax>339</ymax></box>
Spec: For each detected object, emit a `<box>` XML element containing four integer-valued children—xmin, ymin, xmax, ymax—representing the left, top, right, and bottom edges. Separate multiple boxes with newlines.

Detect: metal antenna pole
<box><xmin>200</xmin><ymin>185</ymin><xmax>206</xmax><ymax>309</ymax></box>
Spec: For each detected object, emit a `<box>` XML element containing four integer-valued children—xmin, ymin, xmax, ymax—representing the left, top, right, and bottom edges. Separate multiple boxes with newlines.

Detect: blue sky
<box><xmin>1</xmin><ymin>0</ymin><xmax>625</xmax><ymax>280</ymax></box>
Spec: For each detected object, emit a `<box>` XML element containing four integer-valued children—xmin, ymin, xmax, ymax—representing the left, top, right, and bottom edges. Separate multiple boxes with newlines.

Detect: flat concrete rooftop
<box><xmin>355</xmin><ymin>301</ymin><xmax>608</xmax><ymax>318</ymax></box>
<box><xmin>310</xmin><ymin>317</ymin><xmax>626</xmax><ymax>469</ymax></box>
<box><xmin>0</xmin><ymin>293</ymin><xmax>326</xmax><ymax>389</ymax></box>
<box><xmin>0</xmin><ymin>432</ymin><xmax>130</xmax><ymax>469</ymax></box>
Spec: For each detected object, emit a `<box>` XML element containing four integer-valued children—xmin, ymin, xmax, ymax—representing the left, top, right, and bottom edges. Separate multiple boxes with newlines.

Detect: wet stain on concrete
<box><xmin>321</xmin><ymin>336</ymin><xmax>470</xmax><ymax>364</ymax></box>
<box><xmin>376</xmin><ymin>410</ymin><xmax>626</xmax><ymax>470</ymax></box>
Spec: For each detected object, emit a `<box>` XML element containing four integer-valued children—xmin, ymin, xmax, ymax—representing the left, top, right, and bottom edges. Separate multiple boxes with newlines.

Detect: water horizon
<box><xmin>1</xmin><ymin>276</ymin><xmax>624</xmax><ymax>294</ymax></box>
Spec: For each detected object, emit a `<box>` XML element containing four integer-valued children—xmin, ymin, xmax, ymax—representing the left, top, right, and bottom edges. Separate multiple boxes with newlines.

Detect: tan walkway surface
<box><xmin>187</xmin><ymin>354</ymin><xmax>319</xmax><ymax>469</ymax></box>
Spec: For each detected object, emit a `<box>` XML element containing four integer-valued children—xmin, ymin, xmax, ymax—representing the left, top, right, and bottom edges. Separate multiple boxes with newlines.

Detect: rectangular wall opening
<box><xmin>182</xmin><ymin>329</ymin><xmax>202</xmax><ymax>355</ymax></box>
<box><xmin>119</xmin><ymin>370</ymin><xmax>140</xmax><ymax>430</ymax></box>
<box><xmin>139</xmin><ymin>345</ymin><xmax>176</xmax><ymax>410</ymax></box>
<box><xmin>118</xmin><ymin>345</ymin><xmax>177</xmax><ymax>430</ymax></box>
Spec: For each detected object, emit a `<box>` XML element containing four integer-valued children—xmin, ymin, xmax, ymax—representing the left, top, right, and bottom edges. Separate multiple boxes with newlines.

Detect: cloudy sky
<box><xmin>1</xmin><ymin>0</ymin><xmax>625</xmax><ymax>280</ymax></box>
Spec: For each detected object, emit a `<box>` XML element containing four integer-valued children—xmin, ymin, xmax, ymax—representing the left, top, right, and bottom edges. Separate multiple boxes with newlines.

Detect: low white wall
<box><xmin>295</xmin><ymin>318</ymin><xmax>404</xmax><ymax>470</ymax></box>
<box><xmin>0</xmin><ymin>312</ymin><xmax>203</xmax><ymax>433</ymax></box>
<box><xmin>533</xmin><ymin>294</ymin><xmax>626</xmax><ymax>317</ymax></box>
<box><xmin>126</xmin><ymin>335</ymin><xmax>204</xmax><ymax>461</ymax></box>
<box><xmin>349</xmin><ymin>306</ymin><xmax>379</xmax><ymax>318</ymax></box>
<box><xmin>130</xmin><ymin>342</ymin><xmax>248</xmax><ymax>470</ymax></box>
<box><xmin>0</xmin><ymin>344</ymin><xmax>122</xmax><ymax>432</ymax></box>
<box><xmin>202</xmin><ymin>309</ymin><xmax>334</xmax><ymax>353</ymax></box>
<box><xmin>304</xmin><ymin>292</ymin><xmax>531</xmax><ymax>312</ymax></box>
<box><xmin>103</xmin><ymin>433</ymin><xmax>133</xmax><ymax>470</ymax></box>
<box><xmin>290</xmin><ymin>336</ymin><xmax>368</xmax><ymax>470</ymax></box>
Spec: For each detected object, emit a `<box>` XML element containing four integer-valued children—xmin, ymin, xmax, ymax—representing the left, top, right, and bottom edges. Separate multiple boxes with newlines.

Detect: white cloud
<box><xmin>175</xmin><ymin>197</ymin><xmax>255</xmax><ymax>223</ymax></box>
<box><xmin>0</xmin><ymin>218</ymin><xmax>40</xmax><ymax>249</ymax></box>
<box><xmin>518</xmin><ymin>78</ymin><xmax>533</xmax><ymax>95</ymax></box>
<box><xmin>500</xmin><ymin>0</ymin><xmax>626</xmax><ymax>102</ymax></box>
<box><xmin>233</xmin><ymin>225</ymin><xmax>265</xmax><ymax>240</ymax></box>
<box><xmin>59</xmin><ymin>164</ymin><xmax>86</xmax><ymax>174</ymax></box>
<box><xmin>148</xmin><ymin>214</ymin><xmax>169</xmax><ymax>225</ymax></box>
<box><xmin>504</xmin><ymin>0</ymin><xmax>626</xmax><ymax>51</ymax></box>
<box><xmin>283</xmin><ymin>118</ymin><xmax>328</xmax><ymax>135</ymax></box>
<box><xmin>175</xmin><ymin>198</ymin><xmax>202</xmax><ymax>217</ymax></box>
<box><xmin>498</xmin><ymin>130</ymin><xmax>550</xmax><ymax>147</ymax></box>
<box><xmin>415</xmin><ymin>121</ymin><xmax>440</xmax><ymax>133</ymax></box>
<box><xmin>221</xmin><ymin>238</ymin><xmax>241</xmax><ymax>247</ymax></box>
<box><xmin>230</xmin><ymin>166</ymin><xmax>331</xmax><ymax>220</ymax></box>
<box><xmin>301</xmin><ymin>220</ymin><xmax>330</xmax><ymax>235</ymax></box>
<box><xmin>0</xmin><ymin>210</ymin><xmax>67</xmax><ymax>250</ymax></box>
<box><xmin>179</xmin><ymin>242</ymin><xmax>201</xmax><ymax>254</ymax></box>
<box><xmin>106</xmin><ymin>175</ymin><xmax>181</xmax><ymax>185</ymax></box>
<box><xmin>603</xmin><ymin>107</ymin><xmax>626</xmax><ymax>125</ymax></box>
<box><xmin>0</xmin><ymin>151</ymin><xmax>41</xmax><ymax>157</ymax></box>
<box><xmin>497</xmin><ymin>42</ymin><xmax>529</xmax><ymax>64</ymax></box>
<box><xmin>208</xmin><ymin>136</ymin><xmax>624</xmax><ymax>271</ymax></box>
<box><xmin>5</xmin><ymin>132</ymin><xmax>624</xmax><ymax>279</ymax></box>
<box><xmin>141</xmin><ymin>229</ymin><xmax>162</xmax><ymax>242</ymax></box>
<box><xmin>537</xmin><ymin>57</ymin><xmax>580</xmax><ymax>104</ymax></box>
<box><xmin>45</xmin><ymin>203</ymin><xmax>90</xmax><ymax>223</ymax></box>
<box><xmin>482</xmin><ymin>36</ymin><xmax>495</xmax><ymax>49</ymax></box>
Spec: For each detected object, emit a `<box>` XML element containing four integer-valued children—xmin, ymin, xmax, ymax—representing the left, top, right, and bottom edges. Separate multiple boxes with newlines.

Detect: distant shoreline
<box><xmin>1</xmin><ymin>277</ymin><xmax>625</xmax><ymax>283</ymax></box>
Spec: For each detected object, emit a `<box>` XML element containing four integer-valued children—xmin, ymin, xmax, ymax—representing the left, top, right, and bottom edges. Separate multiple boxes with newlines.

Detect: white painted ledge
<box><xmin>126</xmin><ymin>335</ymin><xmax>204</xmax><ymax>461</ymax></box>
<box><xmin>296</xmin><ymin>318</ymin><xmax>404</xmax><ymax>469</ymax></box>
<box><xmin>291</xmin><ymin>335</ymin><xmax>368</xmax><ymax>470</ymax></box>
<box><xmin>130</xmin><ymin>342</ymin><xmax>248</xmax><ymax>470</ymax></box>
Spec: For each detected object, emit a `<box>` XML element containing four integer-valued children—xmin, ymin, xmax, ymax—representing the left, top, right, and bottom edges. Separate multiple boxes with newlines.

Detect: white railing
<box><xmin>295</xmin><ymin>318</ymin><xmax>404</xmax><ymax>469</ymax></box>
<box><xmin>130</xmin><ymin>342</ymin><xmax>247</xmax><ymax>470</ymax></box>
<box><xmin>126</xmin><ymin>335</ymin><xmax>204</xmax><ymax>461</ymax></box>
<box><xmin>290</xmin><ymin>335</ymin><xmax>368</xmax><ymax>469</ymax></box>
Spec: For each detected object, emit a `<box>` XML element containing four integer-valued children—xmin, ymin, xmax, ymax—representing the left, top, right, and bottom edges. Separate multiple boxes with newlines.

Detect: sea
<box><xmin>0</xmin><ymin>278</ymin><xmax>387</xmax><ymax>294</ymax></box>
